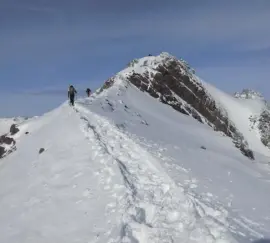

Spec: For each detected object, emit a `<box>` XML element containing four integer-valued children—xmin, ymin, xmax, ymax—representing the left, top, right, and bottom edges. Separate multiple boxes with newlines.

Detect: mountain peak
<box><xmin>234</xmin><ymin>89</ymin><xmax>264</xmax><ymax>100</ymax></box>
<box><xmin>97</xmin><ymin>52</ymin><xmax>196</xmax><ymax>95</ymax></box>
<box><xmin>126</xmin><ymin>52</ymin><xmax>176</xmax><ymax>69</ymax></box>
<box><xmin>97</xmin><ymin>52</ymin><xmax>270</xmax><ymax>160</ymax></box>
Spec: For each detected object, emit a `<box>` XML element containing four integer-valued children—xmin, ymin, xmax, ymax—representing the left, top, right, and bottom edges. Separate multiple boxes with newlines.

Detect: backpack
<box><xmin>69</xmin><ymin>86</ymin><xmax>76</xmax><ymax>94</ymax></box>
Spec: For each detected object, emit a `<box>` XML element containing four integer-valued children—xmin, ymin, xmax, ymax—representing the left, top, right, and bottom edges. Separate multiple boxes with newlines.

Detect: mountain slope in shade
<box><xmin>98</xmin><ymin>52</ymin><xmax>270</xmax><ymax>159</ymax></box>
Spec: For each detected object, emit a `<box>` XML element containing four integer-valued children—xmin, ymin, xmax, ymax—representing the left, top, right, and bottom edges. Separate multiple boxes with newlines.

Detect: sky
<box><xmin>0</xmin><ymin>0</ymin><xmax>270</xmax><ymax>117</ymax></box>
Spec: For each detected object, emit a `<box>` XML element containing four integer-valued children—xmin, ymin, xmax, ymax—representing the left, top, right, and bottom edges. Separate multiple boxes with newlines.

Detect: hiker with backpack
<box><xmin>86</xmin><ymin>88</ymin><xmax>91</xmax><ymax>97</ymax></box>
<box><xmin>68</xmin><ymin>85</ymin><xmax>77</xmax><ymax>106</ymax></box>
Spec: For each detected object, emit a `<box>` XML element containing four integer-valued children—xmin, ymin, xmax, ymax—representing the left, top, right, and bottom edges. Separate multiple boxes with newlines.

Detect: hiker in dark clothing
<box><xmin>86</xmin><ymin>88</ymin><xmax>91</xmax><ymax>97</ymax></box>
<box><xmin>68</xmin><ymin>85</ymin><xmax>77</xmax><ymax>106</ymax></box>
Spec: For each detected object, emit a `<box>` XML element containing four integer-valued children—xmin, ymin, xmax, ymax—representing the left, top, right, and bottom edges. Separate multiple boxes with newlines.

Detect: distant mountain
<box><xmin>234</xmin><ymin>89</ymin><xmax>265</xmax><ymax>100</ymax></box>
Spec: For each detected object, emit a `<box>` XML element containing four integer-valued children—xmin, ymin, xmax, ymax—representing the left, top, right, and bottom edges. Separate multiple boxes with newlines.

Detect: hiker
<box><xmin>68</xmin><ymin>85</ymin><xmax>77</xmax><ymax>106</ymax></box>
<box><xmin>86</xmin><ymin>88</ymin><xmax>91</xmax><ymax>97</ymax></box>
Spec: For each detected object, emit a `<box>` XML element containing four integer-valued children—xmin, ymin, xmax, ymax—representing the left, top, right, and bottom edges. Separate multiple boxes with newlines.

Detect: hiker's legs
<box><xmin>70</xmin><ymin>95</ymin><xmax>75</xmax><ymax>106</ymax></box>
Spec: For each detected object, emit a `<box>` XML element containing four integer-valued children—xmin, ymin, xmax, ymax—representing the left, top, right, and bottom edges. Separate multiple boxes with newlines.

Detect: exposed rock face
<box><xmin>0</xmin><ymin>135</ymin><xmax>14</xmax><ymax>145</ymax></box>
<box><xmin>250</xmin><ymin>109</ymin><xmax>270</xmax><ymax>150</ymax></box>
<box><xmin>0</xmin><ymin>124</ymin><xmax>20</xmax><ymax>159</ymax></box>
<box><xmin>96</xmin><ymin>77</ymin><xmax>116</xmax><ymax>95</ymax></box>
<box><xmin>10</xmin><ymin>124</ymin><xmax>19</xmax><ymax>135</ymax></box>
<box><xmin>259</xmin><ymin>110</ymin><xmax>270</xmax><ymax>148</ymax></box>
<box><xmin>0</xmin><ymin>146</ymin><xmax>5</xmax><ymax>158</ymax></box>
<box><xmin>103</xmin><ymin>53</ymin><xmax>255</xmax><ymax>159</ymax></box>
<box><xmin>0</xmin><ymin>134</ymin><xmax>16</xmax><ymax>159</ymax></box>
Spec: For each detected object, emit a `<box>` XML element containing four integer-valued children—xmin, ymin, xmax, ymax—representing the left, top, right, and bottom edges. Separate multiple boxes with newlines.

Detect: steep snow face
<box><xmin>98</xmin><ymin>52</ymin><xmax>270</xmax><ymax>159</ymax></box>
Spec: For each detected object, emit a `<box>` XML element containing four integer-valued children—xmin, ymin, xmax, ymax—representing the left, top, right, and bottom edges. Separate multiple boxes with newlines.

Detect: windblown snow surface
<box><xmin>1</xmin><ymin>80</ymin><xmax>270</xmax><ymax>243</ymax></box>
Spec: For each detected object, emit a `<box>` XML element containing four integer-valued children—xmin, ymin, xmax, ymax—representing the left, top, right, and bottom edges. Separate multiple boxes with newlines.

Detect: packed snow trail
<box><xmin>75</xmin><ymin>103</ymin><xmax>237</xmax><ymax>243</ymax></box>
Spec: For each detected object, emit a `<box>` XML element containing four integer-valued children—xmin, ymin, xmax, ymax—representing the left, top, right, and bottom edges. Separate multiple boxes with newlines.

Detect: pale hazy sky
<box><xmin>0</xmin><ymin>0</ymin><xmax>270</xmax><ymax>117</ymax></box>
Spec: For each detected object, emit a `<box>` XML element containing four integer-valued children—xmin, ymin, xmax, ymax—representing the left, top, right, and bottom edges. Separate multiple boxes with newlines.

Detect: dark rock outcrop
<box><xmin>0</xmin><ymin>135</ymin><xmax>14</xmax><ymax>145</ymax></box>
<box><xmin>0</xmin><ymin>146</ymin><xmax>5</xmax><ymax>158</ymax></box>
<box><xmin>258</xmin><ymin>110</ymin><xmax>270</xmax><ymax>148</ymax></box>
<box><xmin>0</xmin><ymin>134</ymin><xmax>16</xmax><ymax>159</ymax></box>
<box><xmin>0</xmin><ymin>124</ymin><xmax>20</xmax><ymax>159</ymax></box>
<box><xmin>10</xmin><ymin>124</ymin><xmax>19</xmax><ymax>135</ymax></box>
<box><xmin>250</xmin><ymin>109</ymin><xmax>270</xmax><ymax>150</ymax></box>
<box><xmin>96</xmin><ymin>77</ymin><xmax>116</xmax><ymax>94</ymax></box>
<box><xmin>39</xmin><ymin>148</ymin><xmax>45</xmax><ymax>154</ymax></box>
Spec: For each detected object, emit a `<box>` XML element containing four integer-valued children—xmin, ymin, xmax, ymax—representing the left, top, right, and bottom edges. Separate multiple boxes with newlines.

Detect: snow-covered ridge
<box><xmin>96</xmin><ymin>52</ymin><xmax>270</xmax><ymax>159</ymax></box>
